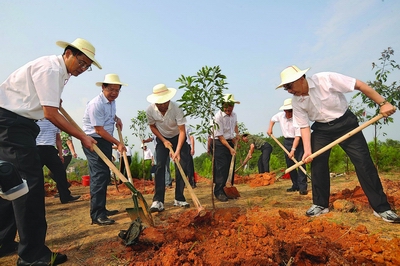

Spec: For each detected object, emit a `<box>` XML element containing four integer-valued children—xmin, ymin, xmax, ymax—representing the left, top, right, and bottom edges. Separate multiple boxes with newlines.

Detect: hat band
<box><xmin>154</xmin><ymin>88</ymin><xmax>169</xmax><ymax>94</ymax></box>
<box><xmin>290</xmin><ymin>66</ymin><xmax>300</xmax><ymax>72</ymax></box>
<box><xmin>81</xmin><ymin>47</ymin><xmax>95</xmax><ymax>56</ymax></box>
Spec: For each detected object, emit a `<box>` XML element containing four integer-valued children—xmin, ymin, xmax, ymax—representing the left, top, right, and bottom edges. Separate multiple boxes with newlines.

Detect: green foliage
<box><xmin>129</xmin><ymin>151</ymin><xmax>142</xmax><ymax>179</ymax></box>
<box><xmin>351</xmin><ymin>47</ymin><xmax>400</xmax><ymax>167</ymax></box>
<box><xmin>353</xmin><ymin>47</ymin><xmax>400</xmax><ymax>123</ymax></box>
<box><xmin>368</xmin><ymin>138</ymin><xmax>400</xmax><ymax>172</ymax></box>
<box><xmin>329</xmin><ymin>146</ymin><xmax>353</xmax><ymax>173</ymax></box>
<box><xmin>130</xmin><ymin>110</ymin><xmax>150</xmax><ymax>141</ymax></box>
<box><xmin>177</xmin><ymin>65</ymin><xmax>228</xmax><ymax>146</ymax></box>
<box><xmin>193</xmin><ymin>153</ymin><xmax>212</xmax><ymax>178</ymax></box>
<box><xmin>130</xmin><ymin>110</ymin><xmax>152</xmax><ymax>179</ymax></box>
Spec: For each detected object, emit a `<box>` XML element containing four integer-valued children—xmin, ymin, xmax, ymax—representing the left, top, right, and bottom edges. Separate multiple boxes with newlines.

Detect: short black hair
<box><xmin>102</xmin><ymin>83</ymin><xmax>122</xmax><ymax>88</ymax></box>
<box><xmin>62</xmin><ymin>45</ymin><xmax>83</xmax><ymax>56</ymax></box>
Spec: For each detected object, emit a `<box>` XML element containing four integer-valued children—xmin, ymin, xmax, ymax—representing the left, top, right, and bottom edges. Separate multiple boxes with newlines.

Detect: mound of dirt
<box><xmin>1</xmin><ymin>172</ymin><xmax>399</xmax><ymax>266</ymax></box>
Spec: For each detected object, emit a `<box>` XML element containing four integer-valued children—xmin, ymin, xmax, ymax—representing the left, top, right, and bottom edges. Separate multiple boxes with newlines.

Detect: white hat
<box><xmin>141</xmin><ymin>144</ymin><xmax>147</xmax><ymax>148</ymax></box>
<box><xmin>279</xmin><ymin>98</ymin><xmax>293</xmax><ymax>110</ymax></box>
<box><xmin>276</xmin><ymin>65</ymin><xmax>310</xmax><ymax>89</ymax></box>
<box><xmin>56</xmin><ymin>38</ymin><xmax>102</xmax><ymax>69</ymax></box>
<box><xmin>96</xmin><ymin>74</ymin><xmax>127</xmax><ymax>87</ymax></box>
<box><xmin>223</xmin><ymin>93</ymin><xmax>240</xmax><ymax>104</ymax></box>
<box><xmin>146</xmin><ymin>84</ymin><xmax>177</xmax><ymax>104</ymax></box>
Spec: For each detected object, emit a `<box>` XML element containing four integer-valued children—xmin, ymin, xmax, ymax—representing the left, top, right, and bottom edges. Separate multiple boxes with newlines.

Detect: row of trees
<box><xmin>193</xmin><ymin>137</ymin><xmax>400</xmax><ymax>179</ymax></box>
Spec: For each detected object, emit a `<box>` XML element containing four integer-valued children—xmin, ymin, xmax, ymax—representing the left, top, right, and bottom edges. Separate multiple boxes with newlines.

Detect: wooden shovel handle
<box><xmin>270</xmin><ymin>134</ymin><xmax>308</xmax><ymax>176</ymax></box>
<box><xmin>116</xmin><ymin>125</ymin><xmax>133</xmax><ymax>184</ymax></box>
<box><xmin>59</xmin><ymin>107</ymin><xmax>130</xmax><ymax>184</ymax></box>
<box><xmin>285</xmin><ymin>113</ymin><xmax>384</xmax><ymax>174</ymax></box>
<box><xmin>226</xmin><ymin>141</ymin><xmax>238</xmax><ymax>186</ymax></box>
<box><xmin>167</xmin><ymin>146</ymin><xmax>205</xmax><ymax>215</ymax></box>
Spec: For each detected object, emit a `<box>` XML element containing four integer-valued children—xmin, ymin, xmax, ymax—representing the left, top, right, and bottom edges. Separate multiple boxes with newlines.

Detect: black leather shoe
<box><xmin>299</xmin><ymin>190</ymin><xmax>308</xmax><ymax>195</ymax></box>
<box><xmin>286</xmin><ymin>188</ymin><xmax>299</xmax><ymax>192</ymax></box>
<box><xmin>215</xmin><ymin>193</ymin><xmax>228</xmax><ymax>202</ymax></box>
<box><xmin>61</xmin><ymin>195</ymin><xmax>81</xmax><ymax>204</ymax></box>
<box><xmin>92</xmin><ymin>217</ymin><xmax>115</xmax><ymax>225</ymax></box>
<box><xmin>17</xmin><ymin>252</ymin><xmax>67</xmax><ymax>266</ymax></box>
<box><xmin>106</xmin><ymin>209</ymin><xmax>119</xmax><ymax>216</ymax></box>
<box><xmin>0</xmin><ymin>241</ymin><xmax>18</xmax><ymax>257</ymax></box>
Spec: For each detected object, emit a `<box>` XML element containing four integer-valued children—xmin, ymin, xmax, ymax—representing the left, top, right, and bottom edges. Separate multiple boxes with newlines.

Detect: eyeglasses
<box><xmin>283</xmin><ymin>82</ymin><xmax>293</xmax><ymax>91</ymax></box>
<box><xmin>75</xmin><ymin>56</ymin><xmax>92</xmax><ymax>71</ymax></box>
<box><xmin>105</xmin><ymin>87</ymin><xmax>121</xmax><ymax>93</ymax></box>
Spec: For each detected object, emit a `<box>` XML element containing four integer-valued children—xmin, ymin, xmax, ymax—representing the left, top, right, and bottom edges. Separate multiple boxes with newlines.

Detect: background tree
<box><xmin>130</xmin><ymin>110</ymin><xmax>152</xmax><ymax>181</ymax></box>
<box><xmin>352</xmin><ymin>47</ymin><xmax>400</xmax><ymax>168</ymax></box>
<box><xmin>177</xmin><ymin>65</ymin><xmax>228</xmax><ymax>207</ymax></box>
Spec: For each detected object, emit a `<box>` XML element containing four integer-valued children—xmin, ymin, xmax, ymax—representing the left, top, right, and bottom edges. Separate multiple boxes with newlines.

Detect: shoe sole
<box><xmin>150</xmin><ymin>208</ymin><xmax>164</xmax><ymax>213</ymax></box>
<box><xmin>306</xmin><ymin>208</ymin><xmax>329</xmax><ymax>217</ymax></box>
<box><xmin>373</xmin><ymin>211</ymin><xmax>400</xmax><ymax>223</ymax></box>
<box><xmin>174</xmin><ymin>204</ymin><xmax>190</xmax><ymax>208</ymax></box>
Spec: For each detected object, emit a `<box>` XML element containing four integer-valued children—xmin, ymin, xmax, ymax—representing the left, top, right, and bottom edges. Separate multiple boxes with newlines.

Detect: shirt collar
<box><xmin>57</xmin><ymin>55</ymin><xmax>71</xmax><ymax>85</ymax></box>
<box><xmin>100</xmin><ymin>92</ymin><xmax>112</xmax><ymax>104</ymax></box>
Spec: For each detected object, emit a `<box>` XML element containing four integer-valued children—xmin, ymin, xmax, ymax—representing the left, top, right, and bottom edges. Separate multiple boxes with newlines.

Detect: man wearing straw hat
<box><xmin>267</xmin><ymin>98</ymin><xmax>307</xmax><ymax>195</ymax></box>
<box><xmin>276</xmin><ymin>65</ymin><xmax>400</xmax><ymax>223</ymax></box>
<box><xmin>146</xmin><ymin>84</ymin><xmax>191</xmax><ymax>212</ymax></box>
<box><xmin>82</xmin><ymin>74</ymin><xmax>127</xmax><ymax>226</ymax></box>
<box><xmin>212</xmin><ymin>94</ymin><xmax>240</xmax><ymax>202</ymax></box>
<box><xmin>0</xmin><ymin>38</ymin><xmax>100</xmax><ymax>265</ymax></box>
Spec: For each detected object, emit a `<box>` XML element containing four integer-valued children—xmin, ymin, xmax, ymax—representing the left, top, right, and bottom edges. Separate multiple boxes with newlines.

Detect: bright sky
<box><xmin>1</xmin><ymin>0</ymin><xmax>399</xmax><ymax>158</ymax></box>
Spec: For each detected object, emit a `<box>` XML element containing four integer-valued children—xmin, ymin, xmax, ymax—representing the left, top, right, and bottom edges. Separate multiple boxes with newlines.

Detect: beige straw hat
<box><xmin>146</xmin><ymin>84</ymin><xmax>177</xmax><ymax>104</ymax></box>
<box><xmin>96</xmin><ymin>74</ymin><xmax>127</xmax><ymax>87</ymax></box>
<box><xmin>56</xmin><ymin>38</ymin><xmax>102</xmax><ymax>69</ymax></box>
<box><xmin>276</xmin><ymin>65</ymin><xmax>310</xmax><ymax>89</ymax></box>
<box><xmin>223</xmin><ymin>93</ymin><xmax>240</xmax><ymax>104</ymax></box>
<box><xmin>279</xmin><ymin>98</ymin><xmax>293</xmax><ymax>110</ymax></box>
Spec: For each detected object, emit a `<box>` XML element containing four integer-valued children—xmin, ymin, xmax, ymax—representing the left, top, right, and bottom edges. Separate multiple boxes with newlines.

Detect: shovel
<box><xmin>270</xmin><ymin>134</ymin><xmax>311</xmax><ymax>181</ymax></box>
<box><xmin>285</xmin><ymin>113</ymin><xmax>384</xmax><ymax>174</ymax></box>
<box><xmin>59</xmin><ymin>107</ymin><xmax>154</xmax><ymax>227</ymax></box>
<box><xmin>224</xmin><ymin>141</ymin><xmax>240</xmax><ymax>199</ymax></box>
<box><xmin>116</xmin><ymin>126</ymin><xmax>149</xmax><ymax>225</ymax></box>
<box><xmin>167</xmin><ymin>146</ymin><xmax>207</xmax><ymax>217</ymax></box>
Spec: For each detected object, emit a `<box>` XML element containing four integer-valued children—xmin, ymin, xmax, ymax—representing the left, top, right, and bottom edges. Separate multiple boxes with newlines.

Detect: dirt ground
<box><xmin>1</xmin><ymin>172</ymin><xmax>400</xmax><ymax>266</ymax></box>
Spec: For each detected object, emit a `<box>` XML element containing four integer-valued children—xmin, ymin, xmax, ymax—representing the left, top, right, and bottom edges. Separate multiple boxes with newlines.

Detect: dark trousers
<box><xmin>49</xmin><ymin>154</ymin><xmax>72</xmax><ymax>188</ymax></box>
<box><xmin>310</xmin><ymin>110</ymin><xmax>390</xmax><ymax>212</ymax></box>
<box><xmin>153</xmin><ymin>135</ymin><xmax>189</xmax><ymax>203</ymax></box>
<box><xmin>258</xmin><ymin>142</ymin><xmax>272</xmax><ymax>173</ymax></box>
<box><xmin>82</xmin><ymin>138</ymin><xmax>112</xmax><ymax>221</ymax></box>
<box><xmin>0</xmin><ymin>107</ymin><xmax>51</xmax><ymax>262</ymax></box>
<box><xmin>120</xmin><ymin>156</ymin><xmax>132</xmax><ymax>178</ymax></box>
<box><xmin>187</xmin><ymin>145</ymin><xmax>195</xmax><ymax>186</ymax></box>
<box><xmin>37</xmin><ymin>146</ymin><xmax>71</xmax><ymax>202</ymax></box>
<box><xmin>284</xmin><ymin>138</ymin><xmax>307</xmax><ymax>191</ymax></box>
<box><xmin>213</xmin><ymin>139</ymin><xmax>235</xmax><ymax>196</ymax></box>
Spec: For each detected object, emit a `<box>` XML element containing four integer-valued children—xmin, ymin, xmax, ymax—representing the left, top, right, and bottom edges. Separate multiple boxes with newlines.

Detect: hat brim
<box><xmin>146</xmin><ymin>88</ymin><xmax>177</xmax><ymax>104</ymax></box>
<box><xmin>279</xmin><ymin>105</ymin><xmax>293</xmax><ymax>110</ymax></box>
<box><xmin>96</xmin><ymin>81</ymin><xmax>128</xmax><ymax>87</ymax></box>
<box><xmin>56</xmin><ymin>40</ymin><xmax>102</xmax><ymax>69</ymax></box>
<box><xmin>276</xmin><ymin>67</ymin><xmax>310</xmax><ymax>89</ymax></box>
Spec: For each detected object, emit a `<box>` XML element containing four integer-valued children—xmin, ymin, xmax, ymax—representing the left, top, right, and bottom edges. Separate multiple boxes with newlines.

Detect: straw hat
<box><xmin>223</xmin><ymin>93</ymin><xmax>240</xmax><ymax>104</ymax></box>
<box><xmin>96</xmin><ymin>74</ymin><xmax>127</xmax><ymax>87</ymax></box>
<box><xmin>279</xmin><ymin>98</ymin><xmax>293</xmax><ymax>110</ymax></box>
<box><xmin>146</xmin><ymin>84</ymin><xmax>177</xmax><ymax>104</ymax></box>
<box><xmin>56</xmin><ymin>38</ymin><xmax>102</xmax><ymax>69</ymax></box>
<box><xmin>276</xmin><ymin>65</ymin><xmax>310</xmax><ymax>89</ymax></box>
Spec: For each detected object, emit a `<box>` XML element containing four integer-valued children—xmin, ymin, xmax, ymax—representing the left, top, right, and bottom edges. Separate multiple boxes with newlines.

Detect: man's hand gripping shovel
<box><xmin>59</xmin><ymin>107</ymin><xmax>154</xmax><ymax>227</ymax></box>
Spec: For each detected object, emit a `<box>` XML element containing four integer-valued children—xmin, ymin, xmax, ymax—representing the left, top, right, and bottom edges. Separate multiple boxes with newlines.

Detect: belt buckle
<box><xmin>327</xmin><ymin>121</ymin><xmax>334</xmax><ymax>126</ymax></box>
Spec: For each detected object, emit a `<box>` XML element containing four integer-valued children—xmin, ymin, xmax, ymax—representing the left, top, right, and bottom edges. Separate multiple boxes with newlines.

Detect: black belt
<box><xmin>315</xmin><ymin>109</ymin><xmax>351</xmax><ymax>126</ymax></box>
